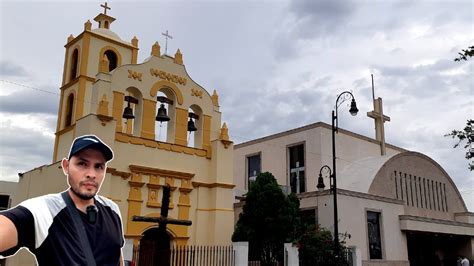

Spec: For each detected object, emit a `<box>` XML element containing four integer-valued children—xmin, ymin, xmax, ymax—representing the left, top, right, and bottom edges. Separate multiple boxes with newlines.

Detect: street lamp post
<box><xmin>318</xmin><ymin>91</ymin><xmax>358</xmax><ymax>258</ymax></box>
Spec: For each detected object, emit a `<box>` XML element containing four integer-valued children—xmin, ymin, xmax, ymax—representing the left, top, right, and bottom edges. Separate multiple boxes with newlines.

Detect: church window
<box><xmin>404</xmin><ymin>173</ymin><xmax>409</xmax><ymax>206</ymax></box>
<box><xmin>367</xmin><ymin>211</ymin><xmax>383</xmax><ymax>259</ymax></box>
<box><xmin>300</xmin><ymin>208</ymin><xmax>317</xmax><ymax>227</ymax></box>
<box><xmin>70</xmin><ymin>49</ymin><xmax>79</xmax><ymax>81</ymax></box>
<box><xmin>0</xmin><ymin>195</ymin><xmax>10</xmax><ymax>211</ymax></box>
<box><xmin>435</xmin><ymin>181</ymin><xmax>440</xmax><ymax>211</ymax></box>
<box><xmin>394</xmin><ymin>171</ymin><xmax>398</xmax><ymax>199</ymax></box>
<box><xmin>409</xmin><ymin>175</ymin><xmax>414</xmax><ymax>206</ymax></box>
<box><xmin>399</xmin><ymin>172</ymin><xmax>404</xmax><ymax>201</ymax></box>
<box><xmin>104</xmin><ymin>50</ymin><xmax>118</xmax><ymax>71</ymax></box>
<box><xmin>443</xmin><ymin>184</ymin><xmax>448</xmax><ymax>211</ymax></box>
<box><xmin>418</xmin><ymin>176</ymin><xmax>423</xmax><ymax>208</ymax></box>
<box><xmin>288</xmin><ymin>143</ymin><xmax>305</xmax><ymax>194</ymax></box>
<box><xmin>246</xmin><ymin>153</ymin><xmax>261</xmax><ymax>189</ymax></box>
<box><xmin>104</xmin><ymin>21</ymin><xmax>109</xmax><ymax>29</ymax></box>
<box><xmin>413</xmin><ymin>175</ymin><xmax>419</xmax><ymax>208</ymax></box>
<box><xmin>65</xmin><ymin>93</ymin><xmax>74</xmax><ymax>127</ymax></box>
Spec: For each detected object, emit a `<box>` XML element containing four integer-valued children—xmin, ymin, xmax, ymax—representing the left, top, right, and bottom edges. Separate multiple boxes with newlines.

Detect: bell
<box><xmin>187</xmin><ymin>118</ymin><xmax>197</xmax><ymax>132</ymax></box>
<box><xmin>155</xmin><ymin>104</ymin><xmax>170</xmax><ymax>122</ymax></box>
<box><xmin>349</xmin><ymin>99</ymin><xmax>359</xmax><ymax>116</ymax></box>
<box><xmin>122</xmin><ymin>105</ymin><xmax>134</xmax><ymax>119</ymax></box>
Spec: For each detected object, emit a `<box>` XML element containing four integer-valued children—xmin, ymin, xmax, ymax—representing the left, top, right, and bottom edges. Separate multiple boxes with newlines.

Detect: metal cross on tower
<box><xmin>100</xmin><ymin>2</ymin><xmax>111</xmax><ymax>15</ymax></box>
<box><xmin>162</xmin><ymin>30</ymin><xmax>173</xmax><ymax>55</ymax></box>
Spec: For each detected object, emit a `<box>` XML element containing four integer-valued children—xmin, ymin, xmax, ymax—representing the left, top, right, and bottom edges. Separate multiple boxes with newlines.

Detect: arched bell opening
<box><xmin>104</xmin><ymin>50</ymin><xmax>118</xmax><ymax>71</ymax></box>
<box><xmin>122</xmin><ymin>87</ymin><xmax>142</xmax><ymax>136</ymax></box>
<box><xmin>154</xmin><ymin>87</ymin><xmax>176</xmax><ymax>143</ymax></box>
<box><xmin>187</xmin><ymin>104</ymin><xmax>203</xmax><ymax>149</ymax></box>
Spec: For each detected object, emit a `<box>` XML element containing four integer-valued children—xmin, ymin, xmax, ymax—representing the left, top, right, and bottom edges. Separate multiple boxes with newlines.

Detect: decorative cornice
<box><xmin>66</xmin><ymin>30</ymin><xmax>139</xmax><ymax>50</ymax></box>
<box><xmin>97</xmin><ymin>114</ymin><xmax>114</xmax><ymax>126</ymax></box>
<box><xmin>234</xmin><ymin>122</ymin><xmax>407</xmax><ymax>153</ymax></box>
<box><xmin>192</xmin><ymin>181</ymin><xmax>235</xmax><ymax>189</ymax></box>
<box><xmin>129</xmin><ymin>164</ymin><xmax>195</xmax><ymax>180</ymax></box>
<box><xmin>60</xmin><ymin>75</ymin><xmax>96</xmax><ymax>91</ymax></box>
<box><xmin>55</xmin><ymin>124</ymin><xmax>75</xmax><ymax>136</ymax></box>
<box><xmin>399</xmin><ymin>215</ymin><xmax>474</xmax><ymax>228</ymax></box>
<box><xmin>128</xmin><ymin>180</ymin><xmax>145</xmax><ymax>187</ymax></box>
<box><xmin>107</xmin><ymin>167</ymin><xmax>132</xmax><ymax>179</ymax></box>
<box><xmin>115</xmin><ymin>133</ymin><xmax>209</xmax><ymax>158</ymax></box>
<box><xmin>297</xmin><ymin>188</ymin><xmax>404</xmax><ymax>205</ymax></box>
<box><xmin>454</xmin><ymin>212</ymin><xmax>474</xmax><ymax>217</ymax></box>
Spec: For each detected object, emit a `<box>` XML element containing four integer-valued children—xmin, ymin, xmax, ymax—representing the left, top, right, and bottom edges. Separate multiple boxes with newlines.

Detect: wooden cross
<box><xmin>161</xmin><ymin>30</ymin><xmax>173</xmax><ymax>55</ymax></box>
<box><xmin>132</xmin><ymin>185</ymin><xmax>191</xmax><ymax>265</ymax></box>
<box><xmin>101</xmin><ymin>2</ymin><xmax>111</xmax><ymax>15</ymax></box>
<box><xmin>367</xmin><ymin>97</ymin><xmax>390</xmax><ymax>155</ymax></box>
<box><xmin>133</xmin><ymin>185</ymin><xmax>192</xmax><ymax>226</ymax></box>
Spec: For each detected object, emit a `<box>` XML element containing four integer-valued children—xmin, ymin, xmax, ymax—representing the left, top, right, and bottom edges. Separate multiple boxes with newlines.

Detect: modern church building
<box><xmin>233</xmin><ymin>98</ymin><xmax>473</xmax><ymax>265</ymax></box>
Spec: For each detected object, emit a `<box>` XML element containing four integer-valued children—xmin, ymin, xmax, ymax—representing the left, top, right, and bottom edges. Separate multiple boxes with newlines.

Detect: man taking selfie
<box><xmin>0</xmin><ymin>135</ymin><xmax>124</xmax><ymax>266</ymax></box>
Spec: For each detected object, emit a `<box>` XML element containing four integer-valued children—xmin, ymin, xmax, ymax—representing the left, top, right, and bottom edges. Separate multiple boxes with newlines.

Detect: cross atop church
<box><xmin>101</xmin><ymin>2</ymin><xmax>111</xmax><ymax>15</ymax></box>
<box><xmin>367</xmin><ymin>97</ymin><xmax>390</xmax><ymax>155</ymax></box>
<box><xmin>162</xmin><ymin>30</ymin><xmax>173</xmax><ymax>55</ymax></box>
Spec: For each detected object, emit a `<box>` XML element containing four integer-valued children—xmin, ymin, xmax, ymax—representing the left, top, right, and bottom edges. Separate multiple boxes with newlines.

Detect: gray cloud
<box><xmin>289</xmin><ymin>0</ymin><xmax>356</xmax><ymax>38</ymax></box>
<box><xmin>0</xmin><ymin>119</ymin><xmax>55</xmax><ymax>181</ymax></box>
<box><xmin>0</xmin><ymin>61</ymin><xmax>28</xmax><ymax>77</ymax></box>
<box><xmin>0</xmin><ymin>86</ymin><xmax>59</xmax><ymax>114</ymax></box>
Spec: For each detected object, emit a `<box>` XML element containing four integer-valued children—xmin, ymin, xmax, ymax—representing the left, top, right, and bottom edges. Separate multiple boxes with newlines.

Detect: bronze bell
<box><xmin>187</xmin><ymin>118</ymin><xmax>197</xmax><ymax>132</ymax></box>
<box><xmin>122</xmin><ymin>104</ymin><xmax>134</xmax><ymax>119</ymax></box>
<box><xmin>156</xmin><ymin>104</ymin><xmax>170</xmax><ymax>122</ymax></box>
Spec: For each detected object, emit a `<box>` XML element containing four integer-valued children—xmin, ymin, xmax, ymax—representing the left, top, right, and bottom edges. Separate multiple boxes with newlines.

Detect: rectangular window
<box><xmin>0</xmin><ymin>195</ymin><xmax>10</xmax><ymax>211</ymax></box>
<box><xmin>288</xmin><ymin>144</ymin><xmax>305</xmax><ymax>193</ymax></box>
<box><xmin>247</xmin><ymin>154</ymin><xmax>261</xmax><ymax>189</ymax></box>
<box><xmin>300</xmin><ymin>209</ymin><xmax>317</xmax><ymax>228</ymax></box>
<box><xmin>367</xmin><ymin>211</ymin><xmax>383</xmax><ymax>259</ymax></box>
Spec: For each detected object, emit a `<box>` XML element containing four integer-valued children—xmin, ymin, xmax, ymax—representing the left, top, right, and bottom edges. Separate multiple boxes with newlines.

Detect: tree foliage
<box><xmin>454</xmin><ymin>46</ymin><xmax>474</xmax><ymax>61</ymax></box>
<box><xmin>445</xmin><ymin>119</ymin><xmax>474</xmax><ymax>171</ymax></box>
<box><xmin>232</xmin><ymin>172</ymin><xmax>300</xmax><ymax>266</ymax></box>
<box><xmin>297</xmin><ymin>226</ymin><xmax>351</xmax><ymax>266</ymax></box>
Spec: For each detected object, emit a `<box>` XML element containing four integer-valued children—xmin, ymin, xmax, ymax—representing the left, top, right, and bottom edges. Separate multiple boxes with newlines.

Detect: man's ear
<box><xmin>61</xmin><ymin>158</ymin><xmax>69</xmax><ymax>175</ymax></box>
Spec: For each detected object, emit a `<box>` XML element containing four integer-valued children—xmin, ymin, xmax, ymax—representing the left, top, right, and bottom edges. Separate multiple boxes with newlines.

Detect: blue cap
<box><xmin>68</xmin><ymin>135</ymin><xmax>113</xmax><ymax>162</ymax></box>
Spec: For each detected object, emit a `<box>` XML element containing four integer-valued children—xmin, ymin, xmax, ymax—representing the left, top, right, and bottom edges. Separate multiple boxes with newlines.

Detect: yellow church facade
<box><xmin>8</xmin><ymin>7</ymin><xmax>235</xmax><ymax>266</ymax></box>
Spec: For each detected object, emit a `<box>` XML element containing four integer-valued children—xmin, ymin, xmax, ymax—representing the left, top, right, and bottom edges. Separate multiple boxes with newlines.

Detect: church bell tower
<box><xmin>53</xmin><ymin>3</ymin><xmax>139</xmax><ymax>161</ymax></box>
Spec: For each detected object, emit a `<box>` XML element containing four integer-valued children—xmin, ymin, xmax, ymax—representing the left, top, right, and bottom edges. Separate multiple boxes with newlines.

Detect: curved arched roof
<box><xmin>338</xmin><ymin>151</ymin><xmax>468</xmax><ymax>211</ymax></box>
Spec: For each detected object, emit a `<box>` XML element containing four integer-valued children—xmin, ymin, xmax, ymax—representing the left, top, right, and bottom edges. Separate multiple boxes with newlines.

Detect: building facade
<box><xmin>234</xmin><ymin>102</ymin><xmax>473</xmax><ymax>265</ymax></box>
<box><xmin>6</xmin><ymin>7</ymin><xmax>235</xmax><ymax>266</ymax></box>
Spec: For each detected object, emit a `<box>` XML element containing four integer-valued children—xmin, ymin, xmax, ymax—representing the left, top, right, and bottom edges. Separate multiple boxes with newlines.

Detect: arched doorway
<box><xmin>138</xmin><ymin>227</ymin><xmax>172</xmax><ymax>266</ymax></box>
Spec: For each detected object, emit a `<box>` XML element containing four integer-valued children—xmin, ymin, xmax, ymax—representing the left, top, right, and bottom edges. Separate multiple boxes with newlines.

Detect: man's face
<box><xmin>62</xmin><ymin>148</ymin><xmax>107</xmax><ymax>200</ymax></box>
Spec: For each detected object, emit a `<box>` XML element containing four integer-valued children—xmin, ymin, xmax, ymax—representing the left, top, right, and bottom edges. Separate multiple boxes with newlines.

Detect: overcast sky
<box><xmin>0</xmin><ymin>0</ymin><xmax>472</xmax><ymax>210</ymax></box>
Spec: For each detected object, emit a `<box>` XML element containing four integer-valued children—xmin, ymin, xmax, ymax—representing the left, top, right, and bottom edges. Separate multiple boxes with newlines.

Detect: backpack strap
<box><xmin>61</xmin><ymin>191</ymin><xmax>97</xmax><ymax>266</ymax></box>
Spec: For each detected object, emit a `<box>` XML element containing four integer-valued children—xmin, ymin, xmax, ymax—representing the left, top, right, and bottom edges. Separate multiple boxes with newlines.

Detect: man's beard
<box><xmin>70</xmin><ymin>183</ymin><xmax>96</xmax><ymax>200</ymax></box>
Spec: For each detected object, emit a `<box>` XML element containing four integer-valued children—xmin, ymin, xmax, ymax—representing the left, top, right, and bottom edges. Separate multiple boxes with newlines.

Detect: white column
<box><xmin>284</xmin><ymin>243</ymin><xmax>299</xmax><ymax>266</ymax></box>
<box><xmin>349</xmin><ymin>246</ymin><xmax>362</xmax><ymax>266</ymax></box>
<box><xmin>232</xmin><ymin>242</ymin><xmax>249</xmax><ymax>266</ymax></box>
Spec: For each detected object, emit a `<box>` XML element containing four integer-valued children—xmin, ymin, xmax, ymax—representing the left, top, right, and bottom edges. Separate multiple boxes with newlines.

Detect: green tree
<box><xmin>232</xmin><ymin>172</ymin><xmax>299</xmax><ymax>266</ymax></box>
<box><xmin>297</xmin><ymin>226</ymin><xmax>351</xmax><ymax>266</ymax></box>
<box><xmin>454</xmin><ymin>46</ymin><xmax>474</xmax><ymax>61</ymax></box>
<box><xmin>445</xmin><ymin>119</ymin><xmax>474</xmax><ymax>171</ymax></box>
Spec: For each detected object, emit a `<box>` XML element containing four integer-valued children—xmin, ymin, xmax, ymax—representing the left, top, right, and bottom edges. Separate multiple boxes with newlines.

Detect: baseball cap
<box><xmin>68</xmin><ymin>135</ymin><xmax>114</xmax><ymax>162</ymax></box>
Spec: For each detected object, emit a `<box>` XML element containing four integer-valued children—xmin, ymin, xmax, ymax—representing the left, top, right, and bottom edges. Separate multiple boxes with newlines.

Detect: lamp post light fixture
<box><xmin>317</xmin><ymin>165</ymin><xmax>332</xmax><ymax>192</ymax></box>
<box><xmin>326</xmin><ymin>91</ymin><xmax>359</xmax><ymax>257</ymax></box>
